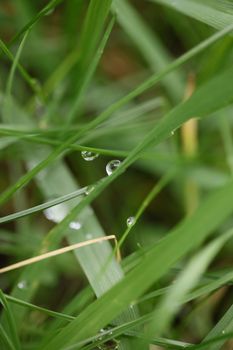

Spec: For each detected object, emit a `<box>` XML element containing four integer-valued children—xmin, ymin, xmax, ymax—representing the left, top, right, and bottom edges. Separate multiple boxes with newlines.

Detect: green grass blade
<box><xmin>5</xmin><ymin>31</ymin><xmax>29</xmax><ymax>97</ymax></box>
<box><xmin>67</xmin><ymin>1</ymin><xmax>115</xmax><ymax>124</ymax></box>
<box><xmin>0</xmin><ymin>186</ymin><xmax>87</xmax><ymax>224</ymax></box>
<box><xmin>151</xmin><ymin>0</ymin><xmax>233</xmax><ymax>29</ymax></box>
<box><xmin>9</xmin><ymin>0</ymin><xmax>63</xmax><ymax>45</ymax></box>
<box><xmin>0</xmin><ymin>290</ymin><xmax>20</xmax><ymax>349</ymax></box>
<box><xmin>4</xmin><ymin>294</ymin><xmax>74</xmax><ymax>322</ymax></box>
<box><xmin>0</xmin><ymin>325</ymin><xmax>15</xmax><ymax>350</ymax></box>
<box><xmin>145</xmin><ymin>228</ymin><xmax>233</xmax><ymax>338</ymax></box>
<box><xmin>113</xmin><ymin>0</ymin><xmax>184</xmax><ymax>103</ymax></box>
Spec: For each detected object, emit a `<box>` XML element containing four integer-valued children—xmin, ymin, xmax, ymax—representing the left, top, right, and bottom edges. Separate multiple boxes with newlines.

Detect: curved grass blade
<box><xmin>151</xmin><ymin>0</ymin><xmax>233</xmax><ymax>30</ymax></box>
<box><xmin>0</xmin><ymin>290</ymin><xmax>20</xmax><ymax>349</ymax></box>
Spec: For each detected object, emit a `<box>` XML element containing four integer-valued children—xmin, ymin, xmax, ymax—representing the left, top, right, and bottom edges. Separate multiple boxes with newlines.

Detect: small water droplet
<box><xmin>44</xmin><ymin>203</ymin><xmax>68</xmax><ymax>223</ymax></box>
<box><xmin>17</xmin><ymin>280</ymin><xmax>27</xmax><ymax>289</ymax></box>
<box><xmin>171</xmin><ymin>130</ymin><xmax>175</xmax><ymax>135</ymax></box>
<box><xmin>69</xmin><ymin>221</ymin><xmax>82</xmax><ymax>230</ymax></box>
<box><xmin>45</xmin><ymin>8</ymin><xmax>54</xmax><ymax>16</ymax></box>
<box><xmin>86</xmin><ymin>233</ymin><xmax>93</xmax><ymax>239</ymax></box>
<box><xmin>106</xmin><ymin>160</ymin><xmax>121</xmax><ymax>176</ymax></box>
<box><xmin>222</xmin><ymin>330</ymin><xmax>225</xmax><ymax>334</ymax></box>
<box><xmin>85</xmin><ymin>185</ymin><xmax>95</xmax><ymax>195</ymax></box>
<box><xmin>81</xmin><ymin>151</ymin><xmax>99</xmax><ymax>161</ymax></box>
<box><xmin>127</xmin><ymin>216</ymin><xmax>135</xmax><ymax>227</ymax></box>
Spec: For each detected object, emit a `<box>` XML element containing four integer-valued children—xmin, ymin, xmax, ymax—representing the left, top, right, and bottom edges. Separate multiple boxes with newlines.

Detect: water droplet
<box><xmin>81</xmin><ymin>151</ymin><xmax>99</xmax><ymax>161</ymax></box>
<box><xmin>171</xmin><ymin>130</ymin><xmax>175</xmax><ymax>135</ymax></box>
<box><xmin>127</xmin><ymin>216</ymin><xmax>135</xmax><ymax>227</ymax></box>
<box><xmin>222</xmin><ymin>330</ymin><xmax>225</xmax><ymax>334</ymax></box>
<box><xmin>45</xmin><ymin>8</ymin><xmax>54</xmax><ymax>15</ymax></box>
<box><xmin>44</xmin><ymin>203</ymin><xmax>68</xmax><ymax>223</ymax></box>
<box><xmin>86</xmin><ymin>233</ymin><xmax>93</xmax><ymax>239</ymax></box>
<box><xmin>17</xmin><ymin>280</ymin><xmax>27</xmax><ymax>289</ymax></box>
<box><xmin>106</xmin><ymin>160</ymin><xmax>121</xmax><ymax>176</ymax></box>
<box><xmin>85</xmin><ymin>185</ymin><xmax>95</xmax><ymax>195</ymax></box>
<box><xmin>69</xmin><ymin>221</ymin><xmax>82</xmax><ymax>230</ymax></box>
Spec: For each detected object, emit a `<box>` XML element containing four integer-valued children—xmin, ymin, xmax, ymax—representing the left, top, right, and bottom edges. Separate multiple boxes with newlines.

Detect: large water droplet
<box><xmin>81</xmin><ymin>151</ymin><xmax>99</xmax><ymax>161</ymax></box>
<box><xmin>17</xmin><ymin>280</ymin><xmax>27</xmax><ymax>289</ymax></box>
<box><xmin>69</xmin><ymin>221</ymin><xmax>82</xmax><ymax>230</ymax></box>
<box><xmin>127</xmin><ymin>216</ymin><xmax>135</xmax><ymax>227</ymax></box>
<box><xmin>106</xmin><ymin>160</ymin><xmax>121</xmax><ymax>176</ymax></box>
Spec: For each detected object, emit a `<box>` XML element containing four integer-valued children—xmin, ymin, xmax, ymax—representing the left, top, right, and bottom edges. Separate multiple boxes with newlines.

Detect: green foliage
<box><xmin>0</xmin><ymin>0</ymin><xmax>233</xmax><ymax>349</ymax></box>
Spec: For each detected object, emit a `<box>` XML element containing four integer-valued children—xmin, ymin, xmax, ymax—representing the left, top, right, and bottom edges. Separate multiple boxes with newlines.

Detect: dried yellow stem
<box><xmin>0</xmin><ymin>235</ymin><xmax>120</xmax><ymax>274</ymax></box>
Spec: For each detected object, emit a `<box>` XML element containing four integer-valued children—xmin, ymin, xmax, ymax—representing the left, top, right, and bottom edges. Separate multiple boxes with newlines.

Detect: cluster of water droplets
<box><xmin>96</xmin><ymin>328</ymin><xmax>119</xmax><ymax>350</ymax></box>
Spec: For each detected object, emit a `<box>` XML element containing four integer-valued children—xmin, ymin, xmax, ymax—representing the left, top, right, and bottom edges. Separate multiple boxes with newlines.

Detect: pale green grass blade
<box><xmin>0</xmin><ymin>186</ymin><xmax>87</xmax><ymax>224</ymax></box>
<box><xmin>151</xmin><ymin>0</ymin><xmax>233</xmax><ymax>29</ymax></box>
<box><xmin>0</xmin><ymin>290</ymin><xmax>20</xmax><ymax>349</ymax></box>
<box><xmin>38</xmin><ymin>177</ymin><xmax>233</xmax><ymax>349</ymax></box>
<box><xmin>9</xmin><ymin>0</ymin><xmax>63</xmax><ymax>45</ymax></box>
<box><xmin>146</xmin><ymin>228</ymin><xmax>233</xmax><ymax>337</ymax></box>
<box><xmin>0</xmin><ymin>24</ymin><xmax>232</xmax><ymax>207</ymax></box>
<box><xmin>200</xmin><ymin>303</ymin><xmax>233</xmax><ymax>350</ymax></box>
<box><xmin>67</xmin><ymin>7</ymin><xmax>114</xmax><ymax>124</ymax></box>
<box><xmin>219</xmin><ymin>113</ymin><xmax>233</xmax><ymax>174</ymax></box>
<box><xmin>4</xmin><ymin>294</ymin><xmax>74</xmax><ymax>322</ymax></box>
<box><xmin>5</xmin><ymin>31</ymin><xmax>29</xmax><ymax>98</ymax></box>
<box><xmin>0</xmin><ymin>325</ymin><xmax>15</xmax><ymax>350</ymax></box>
<box><xmin>113</xmin><ymin>0</ymin><xmax>184</xmax><ymax>102</ymax></box>
<box><xmin>118</xmin><ymin>170</ymin><xmax>175</xmax><ymax>248</ymax></box>
<box><xmin>0</xmin><ymin>38</ymin><xmax>39</xmax><ymax>94</ymax></box>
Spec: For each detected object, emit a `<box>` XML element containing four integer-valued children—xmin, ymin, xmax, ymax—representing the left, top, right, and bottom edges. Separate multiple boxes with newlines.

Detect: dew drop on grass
<box><xmin>17</xmin><ymin>280</ymin><xmax>27</xmax><ymax>289</ymax></box>
<box><xmin>45</xmin><ymin>8</ymin><xmax>54</xmax><ymax>16</ymax></box>
<box><xmin>85</xmin><ymin>185</ymin><xmax>95</xmax><ymax>195</ymax></box>
<box><xmin>81</xmin><ymin>151</ymin><xmax>99</xmax><ymax>161</ymax></box>
<box><xmin>44</xmin><ymin>203</ymin><xmax>68</xmax><ymax>223</ymax></box>
<box><xmin>106</xmin><ymin>160</ymin><xmax>121</xmax><ymax>176</ymax></box>
<box><xmin>222</xmin><ymin>330</ymin><xmax>225</xmax><ymax>334</ymax></box>
<box><xmin>127</xmin><ymin>216</ymin><xmax>135</xmax><ymax>227</ymax></box>
<box><xmin>69</xmin><ymin>221</ymin><xmax>82</xmax><ymax>230</ymax></box>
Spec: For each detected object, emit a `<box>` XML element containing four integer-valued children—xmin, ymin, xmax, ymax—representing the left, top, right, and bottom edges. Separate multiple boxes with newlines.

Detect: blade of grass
<box><xmin>145</xmin><ymin>228</ymin><xmax>233</xmax><ymax>338</ymax></box>
<box><xmin>0</xmin><ymin>290</ymin><xmax>20</xmax><ymax>349</ymax></box>
<box><xmin>66</xmin><ymin>6</ymin><xmax>114</xmax><ymax>124</ymax></box>
<box><xmin>200</xmin><ymin>303</ymin><xmax>233</xmax><ymax>350</ymax></box>
<box><xmin>113</xmin><ymin>0</ymin><xmax>184</xmax><ymax>103</ymax></box>
<box><xmin>0</xmin><ymin>186</ymin><xmax>87</xmax><ymax>224</ymax></box>
<box><xmin>9</xmin><ymin>0</ymin><xmax>63</xmax><ymax>45</ymax></box>
<box><xmin>0</xmin><ymin>325</ymin><xmax>15</xmax><ymax>350</ymax></box>
<box><xmin>151</xmin><ymin>0</ymin><xmax>233</xmax><ymax>29</ymax></box>
<box><xmin>3</xmin><ymin>294</ymin><xmax>75</xmax><ymax>322</ymax></box>
<box><xmin>0</xmin><ymin>38</ymin><xmax>39</xmax><ymax>94</ymax></box>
